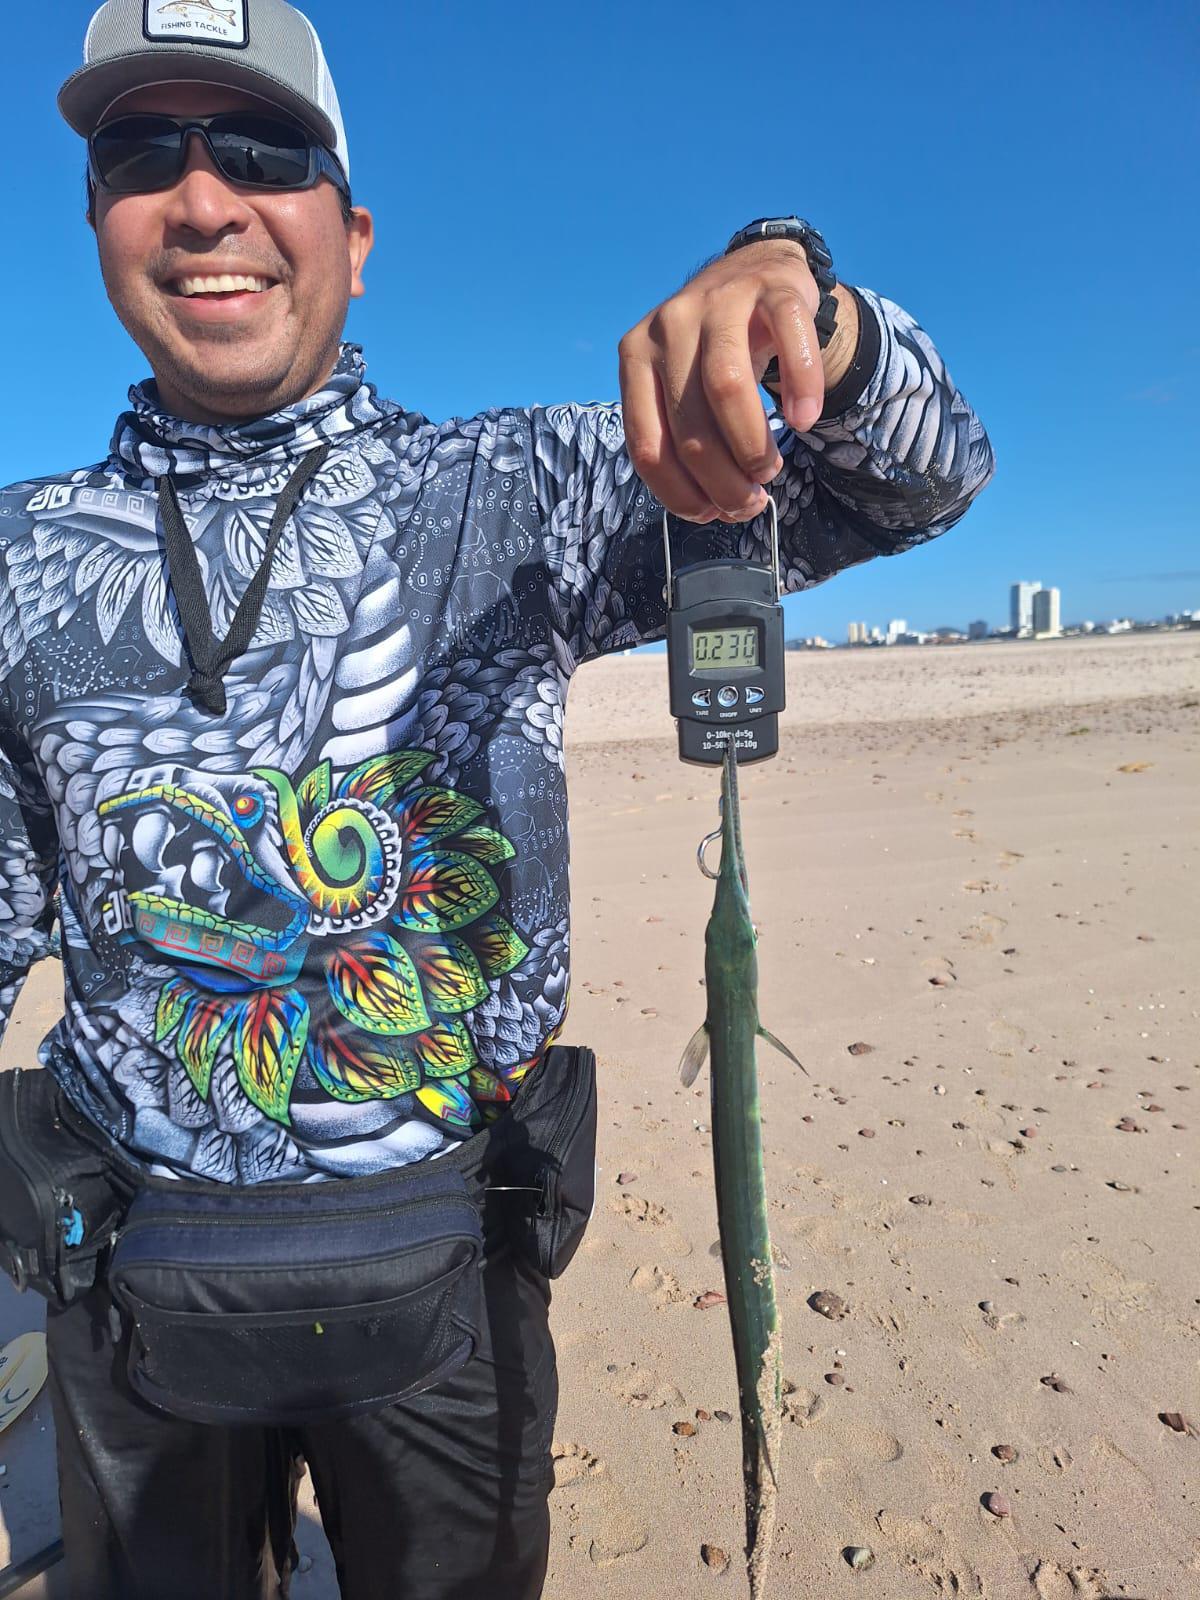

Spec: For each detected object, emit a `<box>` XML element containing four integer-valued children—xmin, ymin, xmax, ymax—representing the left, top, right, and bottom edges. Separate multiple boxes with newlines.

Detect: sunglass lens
<box><xmin>207</xmin><ymin>115</ymin><xmax>313</xmax><ymax>187</ymax></box>
<box><xmin>91</xmin><ymin>115</ymin><xmax>183</xmax><ymax>191</ymax></box>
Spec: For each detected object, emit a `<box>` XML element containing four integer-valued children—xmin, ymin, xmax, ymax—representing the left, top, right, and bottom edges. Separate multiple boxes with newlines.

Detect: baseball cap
<box><xmin>57</xmin><ymin>0</ymin><xmax>351</xmax><ymax>183</ymax></box>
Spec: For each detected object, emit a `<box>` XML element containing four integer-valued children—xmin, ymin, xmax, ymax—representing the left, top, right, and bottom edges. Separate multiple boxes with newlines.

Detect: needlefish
<box><xmin>680</xmin><ymin>740</ymin><xmax>807</xmax><ymax>1599</ymax></box>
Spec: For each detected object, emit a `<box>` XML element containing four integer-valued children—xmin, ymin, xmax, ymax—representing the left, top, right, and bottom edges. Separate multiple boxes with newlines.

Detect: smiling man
<box><xmin>0</xmin><ymin>0</ymin><xmax>994</xmax><ymax>1595</ymax></box>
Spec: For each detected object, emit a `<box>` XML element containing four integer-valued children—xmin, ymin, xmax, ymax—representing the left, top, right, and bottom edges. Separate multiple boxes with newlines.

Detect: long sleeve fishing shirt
<box><xmin>0</xmin><ymin>287</ymin><xmax>994</xmax><ymax>1181</ymax></box>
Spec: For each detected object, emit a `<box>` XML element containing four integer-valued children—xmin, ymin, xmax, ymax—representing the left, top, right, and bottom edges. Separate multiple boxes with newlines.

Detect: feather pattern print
<box><xmin>0</xmin><ymin>320</ymin><xmax>993</xmax><ymax>1180</ymax></box>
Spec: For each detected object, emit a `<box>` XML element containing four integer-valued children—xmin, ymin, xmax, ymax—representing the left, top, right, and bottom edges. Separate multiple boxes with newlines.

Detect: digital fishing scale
<box><xmin>664</xmin><ymin>497</ymin><xmax>786</xmax><ymax>766</ymax></box>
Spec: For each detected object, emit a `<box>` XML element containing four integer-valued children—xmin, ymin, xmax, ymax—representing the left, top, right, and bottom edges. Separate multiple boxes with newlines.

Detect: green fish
<box><xmin>680</xmin><ymin>742</ymin><xmax>807</xmax><ymax>1599</ymax></box>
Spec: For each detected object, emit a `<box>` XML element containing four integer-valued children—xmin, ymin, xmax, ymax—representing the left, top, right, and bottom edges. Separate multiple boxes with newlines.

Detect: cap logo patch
<box><xmin>144</xmin><ymin>0</ymin><xmax>249</xmax><ymax>47</ymax></box>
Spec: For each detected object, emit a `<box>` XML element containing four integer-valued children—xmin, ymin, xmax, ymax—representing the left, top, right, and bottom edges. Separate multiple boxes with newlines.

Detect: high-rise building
<box><xmin>1032</xmin><ymin>587</ymin><xmax>1061</xmax><ymax>636</ymax></box>
<box><xmin>886</xmin><ymin>618</ymin><xmax>908</xmax><ymax>644</ymax></box>
<box><xmin>847</xmin><ymin>621</ymin><xmax>864</xmax><ymax>644</ymax></box>
<box><xmin>968</xmin><ymin>620</ymin><xmax>988</xmax><ymax>640</ymax></box>
<box><xmin>1010</xmin><ymin>581</ymin><xmax>1041</xmax><ymax>635</ymax></box>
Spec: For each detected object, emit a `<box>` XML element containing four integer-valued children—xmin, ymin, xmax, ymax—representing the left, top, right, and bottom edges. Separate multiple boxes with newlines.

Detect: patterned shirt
<box><xmin>0</xmin><ymin>288</ymin><xmax>994</xmax><ymax>1181</ymax></box>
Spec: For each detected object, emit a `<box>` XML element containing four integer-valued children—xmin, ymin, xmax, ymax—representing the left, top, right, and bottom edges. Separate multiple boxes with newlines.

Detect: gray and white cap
<box><xmin>57</xmin><ymin>0</ymin><xmax>351</xmax><ymax>183</ymax></box>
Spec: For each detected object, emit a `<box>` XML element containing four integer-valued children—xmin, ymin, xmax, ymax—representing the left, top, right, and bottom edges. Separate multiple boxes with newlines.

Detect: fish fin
<box><xmin>679</xmin><ymin>1023</ymin><xmax>709</xmax><ymax>1087</ymax></box>
<box><xmin>757</xmin><ymin>1025</ymin><xmax>809</xmax><ymax>1076</ymax></box>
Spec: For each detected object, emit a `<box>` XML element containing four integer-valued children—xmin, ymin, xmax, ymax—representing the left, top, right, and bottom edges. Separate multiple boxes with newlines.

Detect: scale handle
<box><xmin>661</xmin><ymin>495</ymin><xmax>782</xmax><ymax>605</ymax></box>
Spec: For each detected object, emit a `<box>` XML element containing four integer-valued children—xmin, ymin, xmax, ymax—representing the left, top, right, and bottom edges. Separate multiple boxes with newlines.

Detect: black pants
<box><xmin>46</xmin><ymin>1234</ymin><xmax>558</xmax><ymax>1600</ymax></box>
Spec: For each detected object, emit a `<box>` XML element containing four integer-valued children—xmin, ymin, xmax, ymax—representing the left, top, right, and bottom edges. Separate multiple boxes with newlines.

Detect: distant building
<box><xmin>968</xmin><ymin>619</ymin><xmax>989</xmax><ymax>640</ymax></box>
<box><xmin>847</xmin><ymin>621</ymin><xmax>867</xmax><ymax>644</ymax></box>
<box><xmin>886</xmin><ymin>618</ymin><xmax>908</xmax><ymax>644</ymax></box>
<box><xmin>1010</xmin><ymin>581</ymin><xmax>1041</xmax><ymax>636</ymax></box>
<box><xmin>870</xmin><ymin>625</ymin><xmax>884</xmax><ymax>643</ymax></box>
<box><xmin>1032</xmin><ymin>587</ymin><xmax>1061</xmax><ymax>636</ymax></box>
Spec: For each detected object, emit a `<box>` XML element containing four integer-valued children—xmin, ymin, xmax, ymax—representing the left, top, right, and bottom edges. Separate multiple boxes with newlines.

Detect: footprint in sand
<box><xmin>608</xmin><ymin>1194</ymin><xmax>692</xmax><ymax>1256</ymax></box>
<box><xmin>628</xmin><ymin>1263</ymin><xmax>685</xmax><ymax>1304</ymax></box>
<box><xmin>998</xmin><ymin>849</ymin><xmax>1025</xmax><ymax>867</ymax></box>
<box><xmin>1036</xmin><ymin>1443</ymin><xmax>1073</xmax><ymax>1473</ymax></box>
<box><xmin>961</xmin><ymin>912</ymin><xmax>1008</xmax><ymax>947</ymax></box>
<box><xmin>875</xmin><ymin>1511</ymin><xmax>983</xmax><ymax>1596</ymax></box>
<box><xmin>953</xmin><ymin>827</ymin><xmax>980</xmax><ymax>841</ymax></box>
<box><xmin>987</xmin><ymin>1017</ymin><xmax>1026</xmax><ymax>1057</ymax></box>
<box><xmin>783</xmin><ymin>1385</ymin><xmax>824</xmax><ymax>1427</ymax></box>
<box><xmin>922</xmin><ymin>955</ymin><xmax>957</xmax><ymax>986</ymax></box>
<box><xmin>552</xmin><ymin>1441</ymin><xmax>605</xmax><ymax>1487</ymax></box>
<box><xmin>953</xmin><ymin>808</ymin><xmax>975</xmax><ymax>818</ymax></box>
<box><xmin>840</xmin><ymin>1418</ymin><xmax>904</xmax><ymax>1461</ymax></box>
<box><xmin>1032</xmin><ymin>1559</ymin><xmax>1110</xmax><ymax>1599</ymax></box>
<box><xmin>963</xmin><ymin>878</ymin><xmax>999</xmax><ymax>894</ymax></box>
<box><xmin>615</xmin><ymin>1366</ymin><xmax>684</xmax><ymax>1411</ymax></box>
<box><xmin>552</xmin><ymin>1442</ymin><xmax>650</xmax><ymax>1568</ymax></box>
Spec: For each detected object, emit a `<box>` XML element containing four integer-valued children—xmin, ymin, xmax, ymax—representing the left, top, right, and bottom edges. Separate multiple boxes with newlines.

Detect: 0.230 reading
<box><xmin>689</xmin><ymin>627</ymin><xmax>759</xmax><ymax>672</ymax></box>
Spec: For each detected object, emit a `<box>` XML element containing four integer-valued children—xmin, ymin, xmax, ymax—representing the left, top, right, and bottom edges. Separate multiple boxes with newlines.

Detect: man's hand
<box><xmin>618</xmin><ymin>240</ymin><xmax>853</xmax><ymax>525</ymax></box>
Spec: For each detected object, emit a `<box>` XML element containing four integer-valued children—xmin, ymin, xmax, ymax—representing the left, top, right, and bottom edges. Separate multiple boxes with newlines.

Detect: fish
<box><xmin>680</xmin><ymin>740</ymin><xmax>807</xmax><ymax>1599</ymax></box>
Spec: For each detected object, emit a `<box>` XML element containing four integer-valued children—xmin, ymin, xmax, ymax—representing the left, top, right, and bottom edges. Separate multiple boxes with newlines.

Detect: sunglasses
<box><xmin>88</xmin><ymin>111</ymin><xmax>349</xmax><ymax>198</ymax></box>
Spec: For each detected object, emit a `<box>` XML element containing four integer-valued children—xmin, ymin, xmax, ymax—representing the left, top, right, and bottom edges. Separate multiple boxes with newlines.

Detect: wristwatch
<box><xmin>724</xmin><ymin>216</ymin><xmax>839</xmax><ymax>385</ymax></box>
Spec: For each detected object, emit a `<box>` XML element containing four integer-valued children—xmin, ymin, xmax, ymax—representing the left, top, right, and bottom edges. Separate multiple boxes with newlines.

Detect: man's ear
<box><xmin>347</xmin><ymin>206</ymin><xmax>374</xmax><ymax>300</ymax></box>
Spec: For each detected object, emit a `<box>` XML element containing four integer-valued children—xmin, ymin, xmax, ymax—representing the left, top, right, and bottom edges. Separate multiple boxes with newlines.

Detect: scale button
<box><xmin>745</xmin><ymin>685</ymin><xmax>765</xmax><ymax>705</ymax></box>
<box><xmin>691</xmin><ymin>688</ymin><xmax>711</xmax><ymax>709</ymax></box>
<box><xmin>717</xmin><ymin>685</ymin><xmax>739</xmax><ymax>708</ymax></box>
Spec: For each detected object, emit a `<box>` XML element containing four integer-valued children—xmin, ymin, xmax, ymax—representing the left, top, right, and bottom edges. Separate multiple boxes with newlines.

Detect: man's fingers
<box><xmin>658</xmin><ymin>312</ymin><xmax>769</xmax><ymax>522</ymax></box>
<box><xmin>619</xmin><ymin>342</ymin><xmax>719</xmax><ymax>522</ymax></box>
<box><xmin>699</xmin><ymin>304</ymin><xmax>785</xmax><ymax>488</ymax></box>
<box><xmin>760</xmin><ymin>288</ymin><xmax>825</xmax><ymax>433</ymax></box>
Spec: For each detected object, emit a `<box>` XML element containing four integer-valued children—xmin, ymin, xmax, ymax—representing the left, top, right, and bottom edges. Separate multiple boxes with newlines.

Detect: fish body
<box><xmin>680</xmin><ymin>743</ymin><xmax>806</xmax><ymax>1599</ymax></box>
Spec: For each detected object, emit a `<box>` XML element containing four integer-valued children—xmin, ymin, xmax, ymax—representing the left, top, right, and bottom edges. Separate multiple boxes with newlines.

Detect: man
<box><xmin>0</xmin><ymin>0</ymin><xmax>994</xmax><ymax>1594</ymax></box>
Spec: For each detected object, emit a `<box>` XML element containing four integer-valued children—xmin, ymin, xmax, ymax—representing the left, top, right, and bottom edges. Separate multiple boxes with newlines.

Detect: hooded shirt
<box><xmin>0</xmin><ymin>288</ymin><xmax>994</xmax><ymax>1181</ymax></box>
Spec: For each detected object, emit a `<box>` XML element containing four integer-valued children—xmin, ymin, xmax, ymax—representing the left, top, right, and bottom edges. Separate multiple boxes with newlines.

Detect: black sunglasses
<box><xmin>88</xmin><ymin>111</ymin><xmax>349</xmax><ymax>198</ymax></box>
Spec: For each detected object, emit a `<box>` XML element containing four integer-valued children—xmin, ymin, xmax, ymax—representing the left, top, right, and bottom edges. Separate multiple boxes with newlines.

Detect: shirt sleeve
<box><xmin>0</xmin><ymin>724</ymin><xmax>60</xmax><ymax>1050</ymax></box>
<box><xmin>522</xmin><ymin>285</ymin><xmax>996</xmax><ymax>672</ymax></box>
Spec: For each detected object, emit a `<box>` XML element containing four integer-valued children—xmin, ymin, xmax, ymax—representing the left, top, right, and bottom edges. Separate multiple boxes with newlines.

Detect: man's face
<box><xmin>90</xmin><ymin>82</ymin><xmax>373</xmax><ymax>424</ymax></box>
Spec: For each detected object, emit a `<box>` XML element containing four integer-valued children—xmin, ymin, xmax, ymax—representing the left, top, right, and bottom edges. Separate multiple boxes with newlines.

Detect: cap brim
<box><xmin>58</xmin><ymin>52</ymin><xmax>342</xmax><ymax>171</ymax></box>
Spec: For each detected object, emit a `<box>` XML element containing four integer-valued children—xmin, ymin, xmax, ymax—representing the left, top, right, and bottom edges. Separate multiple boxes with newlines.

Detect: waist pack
<box><xmin>106</xmin><ymin>1041</ymin><xmax>598</xmax><ymax>1426</ymax></box>
<box><xmin>0</xmin><ymin>1067</ymin><xmax>125</xmax><ymax>1307</ymax></box>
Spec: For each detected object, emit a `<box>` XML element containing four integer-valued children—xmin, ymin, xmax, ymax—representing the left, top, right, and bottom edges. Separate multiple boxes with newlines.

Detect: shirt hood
<box><xmin>109</xmin><ymin>342</ymin><xmax>398</xmax><ymax>481</ymax></box>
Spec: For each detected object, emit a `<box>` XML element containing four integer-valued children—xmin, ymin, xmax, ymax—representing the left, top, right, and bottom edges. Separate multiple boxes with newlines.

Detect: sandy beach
<box><xmin>1</xmin><ymin>630</ymin><xmax>1196</xmax><ymax>1598</ymax></box>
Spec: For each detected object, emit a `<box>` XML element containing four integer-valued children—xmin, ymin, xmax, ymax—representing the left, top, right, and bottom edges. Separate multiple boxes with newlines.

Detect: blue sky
<box><xmin>5</xmin><ymin>0</ymin><xmax>1196</xmax><ymax>637</ymax></box>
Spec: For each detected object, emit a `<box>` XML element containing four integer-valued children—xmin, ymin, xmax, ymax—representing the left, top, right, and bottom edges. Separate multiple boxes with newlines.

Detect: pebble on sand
<box><xmin>858</xmin><ymin>1128</ymin><xmax>876</xmax><ymax>1139</ymax></box>
<box><xmin>909</xmin><ymin>1194</ymin><xmax>933</xmax><ymax>1205</ymax></box>
<box><xmin>845</xmin><ymin>1545</ymin><xmax>876</xmax><ymax>1571</ymax></box>
<box><xmin>701</xmin><ymin>1545</ymin><xmax>729</xmax><ymax>1573</ymax></box>
<box><xmin>694</xmin><ymin>1290</ymin><xmax>727</xmax><ymax>1311</ymax></box>
<box><xmin>847</xmin><ymin>1041</ymin><xmax>875</xmax><ymax>1056</ymax></box>
<box><xmin>992</xmin><ymin>1443</ymin><xmax>1018</xmax><ymax>1463</ymax></box>
<box><xmin>616</xmin><ymin>1172</ymin><xmax>638</xmax><ymax>1185</ymax></box>
<box><xmin>982</xmin><ymin>1491</ymin><xmax>1012</xmax><ymax>1518</ymax></box>
<box><xmin>673</xmin><ymin>1421</ymin><xmax>697</xmax><ymax>1437</ymax></box>
<box><xmin>825</xmin><ymin>1372</ymin><xmax>845</xmax><ymax>1386</ymax></box>
<box><xmin>1115</xmin><ymin>1117</ymin><xmax>1145</xmax><ymax>1133</ymax></box>
<box><xmin>1041</xmin><ymin>1374</ymin><xmax>1072</xmax><ymax>1393</ymax></box>
<box><xmin>810</xmin><ymin>1290</ymin><xmax>849</xmax><ymax>1320</ymax></box>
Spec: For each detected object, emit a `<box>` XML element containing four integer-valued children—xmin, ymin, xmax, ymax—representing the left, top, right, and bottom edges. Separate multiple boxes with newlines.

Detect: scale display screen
<box><xmin>689</xmin><ymin>625</ymin><xmax>759</xmax><ymax>672</ymax></box>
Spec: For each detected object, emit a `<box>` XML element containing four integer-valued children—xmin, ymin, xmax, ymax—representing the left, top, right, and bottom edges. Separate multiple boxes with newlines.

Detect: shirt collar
<box><xmin>109</xmin><ymin>342</ymin><xmax>395</xmax><ymax>480</ymax></box>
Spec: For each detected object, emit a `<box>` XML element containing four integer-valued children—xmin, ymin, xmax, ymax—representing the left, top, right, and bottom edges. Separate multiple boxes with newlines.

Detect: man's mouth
<box><xmin>164</xmin><ymin>273</ymin><xmax>278</xmax><ymax>300</ymax></box>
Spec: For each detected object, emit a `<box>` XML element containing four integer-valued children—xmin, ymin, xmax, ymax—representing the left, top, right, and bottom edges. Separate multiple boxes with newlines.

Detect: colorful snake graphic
<box><xmin>98</xmin><ymin>750</ymin><xmax>533</xmax><ymax>1135</ymax></box>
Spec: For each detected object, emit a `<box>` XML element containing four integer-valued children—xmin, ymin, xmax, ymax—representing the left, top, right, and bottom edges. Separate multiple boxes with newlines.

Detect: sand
<box><xmin>0</xmin><ymin>630</ymin><xmax>1196</xmax><ymax>1598</ymax></box>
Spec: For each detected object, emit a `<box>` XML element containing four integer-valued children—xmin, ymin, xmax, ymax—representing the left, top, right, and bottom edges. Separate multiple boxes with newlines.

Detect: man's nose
<box><xmin>162</xmin><ymin>131</ymin><xmax>251</xmax><ymax>232</ymax></box>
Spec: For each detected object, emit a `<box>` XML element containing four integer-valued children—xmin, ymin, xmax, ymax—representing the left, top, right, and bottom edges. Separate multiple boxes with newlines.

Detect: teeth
<box><xmin>176</xmin><ymin>274</ymin><xmax>271</xmax><ymax>296</ymax></box>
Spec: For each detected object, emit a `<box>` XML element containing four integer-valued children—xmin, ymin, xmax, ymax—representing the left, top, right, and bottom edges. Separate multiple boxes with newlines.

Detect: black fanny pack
<box><xmin>0</xmin><ymin>1067</ymin><xmax>125</xmax><ymax>1307</ymax></box>
<box><xmin>109</xmin><ymin>1041</ymin><xmax>596</xmax><ymax>1426</ymax></box>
